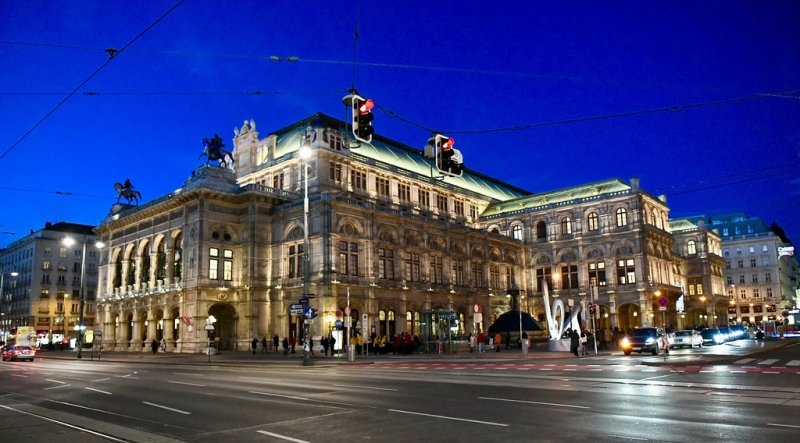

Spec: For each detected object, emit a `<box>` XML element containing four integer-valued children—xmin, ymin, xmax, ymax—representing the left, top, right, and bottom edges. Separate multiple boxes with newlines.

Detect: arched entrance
<box><xmin>617</xmin><ymin>303</ymin><xmax>640</xmax><ymax>331</ymax></box>
<box><xmin>209</xmin><ymin>303</ymin><xmax>236</xmax><ymax>350</ymax></box>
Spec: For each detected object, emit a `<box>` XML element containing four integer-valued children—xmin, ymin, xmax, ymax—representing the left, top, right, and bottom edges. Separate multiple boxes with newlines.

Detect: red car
<box><xmin>1</xmin><ymin>345</ymin><xmax>36</xmax><ymax>362</ymax></box>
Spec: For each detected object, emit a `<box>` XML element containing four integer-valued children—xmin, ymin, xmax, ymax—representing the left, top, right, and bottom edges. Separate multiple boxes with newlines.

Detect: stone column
<box><xmin>131</xmin><ymin>309</ymin><xmax>144</xmax><ymax>351</ymax></box>
<box><xmin>163</xmin><ymin>314</ymin><xmax>174</xmax><ymax>352</ymax></box>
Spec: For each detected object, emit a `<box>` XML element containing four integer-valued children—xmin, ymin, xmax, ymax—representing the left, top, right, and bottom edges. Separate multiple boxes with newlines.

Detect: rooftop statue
<box><xmin>200</xmin><ymin>133</ymin><xmax>235</xmax><ymax>169</ymax></box>
<box><xmin>114</xmin><ymin>178</ymin><xmax>141</xmax><ymax>205</ymax></box>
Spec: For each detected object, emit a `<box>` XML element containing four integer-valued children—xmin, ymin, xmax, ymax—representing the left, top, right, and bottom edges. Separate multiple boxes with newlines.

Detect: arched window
<box><xmin>561</xmin><ymin>217</ymin><xmax>572</xmax><ymax>235</ymax></box>
<box><xmin>512</xmin><ymin>224</ymin><xmax>523</xmax><ymax>240</ymax></box>
<box><xmin>616</xmin><ymin>208</ymin><xmax>628</xmax><ymax>227</ymax></box>
<box><xmin>687</xmin><ymin>240</ymin><xmax>697</xmax><ymax>255</ymax></box>
<box><xmin>587</xmin><ymin>212</ymin><xmax>599</xmax><ymax>231</ymax></box>
<box><xmin>536</xmin><ymin>221</ymin><xmax>547</xmax><ymax>239</ymax></box>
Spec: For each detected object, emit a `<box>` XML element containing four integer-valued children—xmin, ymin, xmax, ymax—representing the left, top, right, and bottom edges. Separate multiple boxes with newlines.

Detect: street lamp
<box><xmin>299</xmin><ymin>143</ymin><xmax>313</xmax><ymax>366</ymax></box>
<box><xmin>63</xmin><ymin>235</ymin><xmax>105</xmax><ymax>359</ymax></box>
<box><xmin>1</xmin><ymin>268</ymin><xmax>19</xmax><ymax>343</ymax></box>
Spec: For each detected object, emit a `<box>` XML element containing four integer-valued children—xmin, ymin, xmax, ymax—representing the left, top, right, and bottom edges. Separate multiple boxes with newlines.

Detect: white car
<box><xmin>671</xmin><ymin>330</ymin><xmax>703</xmax><ymax>348</ymax></box>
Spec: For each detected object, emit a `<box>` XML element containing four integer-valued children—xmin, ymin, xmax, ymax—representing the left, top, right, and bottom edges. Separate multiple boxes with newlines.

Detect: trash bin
<box><xmin>347</xmin><ymin>344</ymin><xmax>355</xmax><ymax>362</ymax></box>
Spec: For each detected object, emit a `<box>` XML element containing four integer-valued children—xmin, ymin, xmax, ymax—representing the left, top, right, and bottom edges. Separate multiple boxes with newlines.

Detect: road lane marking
<box><xmin>10</xmin><ymin>374</ymin><xmax>28</xmax><ymax>378</ymax></box>
<box><xmin>250</xmin><ymin>391</ymin><xmax>309</xmax><ymax>401</ymax></box>
<box><xmin>0</xmin><ymin>404</ymin><xmax>128</xmax><ymax>442</ymax></box>
<box><xmin>757</xmin><ymin>359</ymin><xmax>778</xmax><ymax>365</ymax></box>
<box><xmin>257</xmin><ymin>430</ymin><xmax>310</xmax><ymax>442</ymax></box>
<box><xmin>85</xmin><ymin>387</ymin><xmax>112</xmax><ymax>395</ymax></box>
<box><xmin>388</xmin><ymin>408</ymin><xmax>508</xmax><ymax>427</ymax></box>
<box><xmin>767</xmin><ymin>423</ymin><xmax>800</xmax><ymax>429</ymax></box>
<box><xmin>479</xmin><ymin>396</ymin><xmax>590</xmax><ymax>410</ymax></box>
<box><xmin>786</xmin><ymin>360</ymin><xmax>800</xmax><ymax>366</ymax></box>
<box><xmin>608</xmin><ymin>434</ymin><xmax>648</xmax><ymax>441</ymax></box>
<box><xmin>93</xmin><ymin>377</ymin><xmax>111</xmax><ymax>382</ymax></box>
<box><xmin>45</xmin><ymin>379</ymin><xmax>66</xmax><ymax>384</ymax></box>
<box><xmin>332</xmin><ymin>384</ymin><xmax>397</xmax><ymax>391</ymax></box>
<box><xmin>43</xmin><ymin>384</ymin><xmax>70</xmax><ymax>390</ymax></box>
<box><xmin>142</xmin><ymin>401</ymin><xmax>190</xmax><ymax>415</ymax></box>
<box><xmin>168</xmin><ymin>380</ymin><xmax>207</xmax><ymax>387</ymax></box>
<box><xmin>734</xmin><ymin>358</ymin><xmax>755</xmax><ymax>364</ymax></box>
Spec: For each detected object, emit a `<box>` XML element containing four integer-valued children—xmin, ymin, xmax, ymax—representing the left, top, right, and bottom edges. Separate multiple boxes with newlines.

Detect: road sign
<box><xmin>290</xmin><ymin>303</ymin><xmax>304</xmax><ymax>314</ymax></box>
<box><xmin>335</xmin><ymin>319</ymin><xmax>343</xmax><ymax>330</ymax></box>
<box><xmin>299</xmin><ymin>298</ymin><xmax>309</xmax><ymax>305</ymax></box>
<box><xmin>344</xmin><ymin>306</ymin><xmax>351</xmax><ymax>316</ymax></box>
<box><xmin>304</xmin><ymin>306</ymin><xmax>318</xmax><ymax>319</ymax></box>
<box><xmin>336</xmin><ymin>309</ymin><xmax>343</xmax><ymax>317</ymax></box>
<box><xmin>302</xmin><ymin>293</ymin><xmax>316</xmax><ymax>298</ymax></box>
<box><xmin>659</xmin><ymin>306</ymin><xmax>667</xmax><ymax>311</ymax></box>
<box><xmin>658</xmin><ymin>296</ymin><xmax>668</xmax><ymax>307</ymax></box>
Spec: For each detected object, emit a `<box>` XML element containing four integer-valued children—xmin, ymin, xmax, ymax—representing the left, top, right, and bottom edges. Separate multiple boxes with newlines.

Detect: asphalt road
<box><xmin>1</xmin><ymin>339</ymin><xmax>798</xmax><ymax>442</ymax></box>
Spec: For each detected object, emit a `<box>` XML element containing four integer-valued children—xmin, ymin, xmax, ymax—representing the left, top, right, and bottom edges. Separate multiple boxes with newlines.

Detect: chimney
<box><xmin>629</xmin><ymin>177</ymin><xmax>640</xmax><ymax>192</ymax></box>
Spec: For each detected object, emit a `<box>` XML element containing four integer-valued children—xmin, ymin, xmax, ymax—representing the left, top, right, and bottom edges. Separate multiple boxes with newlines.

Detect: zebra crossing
<box><xmin>733</xmin><ymin>358</ymin><xmax>800</xmax><ymax>367</ymax></box>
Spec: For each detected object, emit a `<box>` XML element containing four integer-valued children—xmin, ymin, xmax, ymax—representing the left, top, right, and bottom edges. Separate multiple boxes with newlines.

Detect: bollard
<box><xmin>347</xmin><ymin>344</ymin><xmax>355</xmax><ymax>362</ymax></box>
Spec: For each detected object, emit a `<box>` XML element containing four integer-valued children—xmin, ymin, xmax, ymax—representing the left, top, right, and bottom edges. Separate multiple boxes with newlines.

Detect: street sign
<box><xmin>302</xmin><ymin>293</ymin><xmax>316</xmax><ymax>298</ymax></box>
<box><xmin>290</xmin><ymin>303</ymin><xmax>304</xmax><ymax>314</ymax></box>
<box><xmin>344</xmin><ymin>306</ymin><xmax>351</xmax><ymax>316</ymax></box>
<box><xmin>335</xmin><ymin>319</ymin><xmax>343</xmax><ymax>330</ymax></box>
<box><xmin>658</xmin><ymin>296</ymin><xmax>668</xmax><ymax>307</ymax></box>
<box><xmin>336</xmin><ymin>309</ymin><xmax>343</xmax><ymax>317</ymax></box>
<box><xmin>659</xmin><ymin>306</ymin><xmax>667</xmax><ymax>311</ymax></box>
<box><xmin>299</xmin><ymin>298</ymin><xmax>309</xmax><ymax>305</ymax></box>
<box><xmin>304</xmin><ymin>306</ymin><xmax>318</xmax><ymax>319</ymax></box>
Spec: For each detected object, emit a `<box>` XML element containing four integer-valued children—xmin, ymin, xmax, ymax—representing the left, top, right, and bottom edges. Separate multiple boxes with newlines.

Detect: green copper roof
<box><xmin>481</xmin><ymin>178</ymin><xmax>633</xmax><ymax>218</ymax></box>
<box><xmin>271</xmin><ymin>113</ymin><xmax>529</xmax><ymax>202</ymax></box>
<box><xmin>668</xmin><ymin>218</ymin><xmax>700</xmax><ymax>233</ymax></box>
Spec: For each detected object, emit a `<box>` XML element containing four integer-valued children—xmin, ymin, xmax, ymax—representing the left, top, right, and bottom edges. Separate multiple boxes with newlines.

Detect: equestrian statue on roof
<box><xmin>114</xmin><ymin>178</ymin><xmax>142</xmax><ymax>205</ymax></box>
<box><xmin>200</xmin><ymin>133</ymin><xmax>235</xmax><ymax>169</ymax></box>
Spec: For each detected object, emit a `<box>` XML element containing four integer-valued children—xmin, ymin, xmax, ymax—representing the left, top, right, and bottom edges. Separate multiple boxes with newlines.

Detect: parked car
<box><xmin>621</xmin><ymin>327</ymin><xmax>667</xmax><ymax>355</ymax></box>
<box><xmin>671</xmin><ymin>329</ymin><xmax>703</xmax><ymax>348</ymax></box>
<box><xmin>1</xmin><ymin>345</ymin><xmax>36</xmax><ymax>362</ymax></box>
<box><xmin>729</xmin><ymin>325</ymin><xmax>746</xmax><ymax>340</ymax></box>
<box><xmin>700</xmin><ymin>328</ymin><xmax>725</xmax><ymax>346</ymax></box>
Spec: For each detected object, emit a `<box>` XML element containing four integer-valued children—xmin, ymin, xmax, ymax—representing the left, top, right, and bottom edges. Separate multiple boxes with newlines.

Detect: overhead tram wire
<box><xmin>0</xmin><ymin>0</ymin><xmax>187</xmax><ymax>162</ymax></box>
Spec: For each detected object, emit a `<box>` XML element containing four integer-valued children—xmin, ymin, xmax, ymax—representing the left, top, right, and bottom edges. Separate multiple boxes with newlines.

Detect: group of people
<box><xmin>249</xmin><ymin>334</ymin><xmax>341</xmax><ymax>357</ymax></box>
<box><xmin>150</xmin><ymin>338</ymin><xmax>167</xmax><ymax>354</ymax></box>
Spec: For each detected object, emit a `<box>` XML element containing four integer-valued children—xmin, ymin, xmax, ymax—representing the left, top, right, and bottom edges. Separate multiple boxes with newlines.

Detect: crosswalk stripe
<box><xmin>757</xmin><ymin>359</ymin><xmax>779</xmax><ymax>365</ymax></box>
<box><xmin>786</xmin><ymin>360</ymin><xmax>800</xmax><ymax>367</ymax></box>
<box><xmin>734</xmin><ymin>358</ymin><xmax>755</xmax><ymax>364</ymax></box>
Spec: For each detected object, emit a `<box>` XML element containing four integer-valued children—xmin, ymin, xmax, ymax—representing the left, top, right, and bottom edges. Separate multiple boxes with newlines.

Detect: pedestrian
<box><xmin>272</xmin><ymin>334</ymin><xmax>279</xmax><ymax>352</ymax></box>
<box><xmin>494</xmin><ymin>332</ymin><xmax>502</xmax><ymax>352</ymax></box>
<box><xmin>159</xmin><ymin>338</ymin><xmax>166</xmax><ymax>353</ymax></box>
<box><xmin>321</xmin><ymin>336</ymin><xmax>329</xmax><ymax>356</ymax></box>
<box><xmin>309</xmin><ymin>336</ymin><xmax>315</xmax><ymax>356</ymax></box>
<box><xmin>477</xmin><ymin>331</ymin><xmax>485</xmax><ymax>353</ymax></box>
<box><xmin>261</xmin><ymin>336</ymin><xmax>268</xmax><ymax>354</ymax></box>
<box><xmin>570</xmin><ymin>329</ymin><xmax>580</xmax><ymax>357</ymax></box>
<box><xmin>580</xmin><ymin>330</ymin><xmax>588</xmax><ymax>355</ymax></box>
<box><xmin>290</xmin><ymin>335</ymin><xmax>296</xmax><ymax>354</ymax></box>
<box><xmin>251</xmin><ymin>337</ymin><xmax>258</xmax><ymax>355</ymax></box>
<box><xmin>329</xmin><ymin>335</ymin><xmax>336</xmax><ymax>355</ymax></box>
<box><xmin>150</xmin><ymin>339</ymin><xmax>158</xmax><ymax>354</ymax></box>
<box><xmin>468</xmin><ymin>333</ymin><xmax>476</xmax><ymax>353</ymax></box>
<box><xmin>282</xmin><ymin>337</ymin><xmax>289</xmax><ymax>356</ymax></box>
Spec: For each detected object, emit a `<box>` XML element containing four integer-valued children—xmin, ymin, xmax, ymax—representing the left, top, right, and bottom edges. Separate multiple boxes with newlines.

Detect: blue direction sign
<box><xmin>303</xmin><ymin>306</ymin><xmax>318</xmax><ymax>320</ymax></box>
<box><xmin>334</xmin><ymin>319</ymin><xmax>344</xmax><ymax>330</ymax></box>
<box><xmin>290</xmin><ymin>303</ymin><xmax>304</xmax><ymax>314</ymax></box>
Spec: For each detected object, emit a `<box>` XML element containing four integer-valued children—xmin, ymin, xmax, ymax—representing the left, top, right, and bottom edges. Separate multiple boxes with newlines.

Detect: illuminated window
<box><xmin>616</xmin><ymin>259</ymin><xmax>636</xmax><ymax>285</ymax></box>
<box><xmin>589</xmin><ymin>261</ymin><xmax>606</xmax><ymax>286</ymax></box>
<box><xmin>687</xmin><ymin>240</ymin><xmax>697</xmax><ymax>255</ymax></box>
<box><xmin>561</xmin><ymin>217</ymin><xmax>572</xmax><ymax>235</ymax></box>
<box><xmin>405</xmin><ymin>252</ymin><xmax>420</xmax><ymax>282</ymax></box>
<box><xmin>587</xmin><ymin>212</ymin><xmax>599</xmax><ymax>231</ymax></box>
<box><xmin>512</xmin><ymin>225</ymin><xmax>523</xmax><ymax>240</ymax></box>
<box><xmin>378</xmin><ymin>248</ymin><xmax>394</xmax><ymax>280</ymax></box>
<box><xmin>616</xmin><ymin>208</ymin><xmax>628</xmax><ymax>227</ymax></box>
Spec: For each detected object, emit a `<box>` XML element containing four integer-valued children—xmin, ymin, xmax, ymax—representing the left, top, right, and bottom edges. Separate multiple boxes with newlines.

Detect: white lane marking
<box><xmin>11</xmin><ymin>374</ymin><xmax>28</xmax><ymax>378</ymax></box>
<box><xmin>85</xmin><ymin>387</ymin><xmax>112</xmax><ymax>395</ymax></box>
<box><xmin>250</xmin><ymin>391</ymin><xmax>309</xmax><ymax>401</ymax></box>
<box><xmin>734</xmin><ymin>358</ymin><xmax>755</xmax><ymax>364</ymax></box>
<box><xmin>757</xmin><ymin>359</ymin><xmax>778</xmax><ymax>365</ymax></box>
<box><xmin>608</xmin><ymin>434</ymin><xmax>648</xmax><ymax>441</ymax></box>
<box><xmin>479</xmin><ymin>396</ymin><xmax>590</xmax><ymax>410</ymax></box>
<box><xmin>767</xmin><ymin>423</ymin><xmax>800</xmax><ymax>429</ymax></box>
<box><xmin>43</xmin><ymin>384</ymin><xmax>71</xmax><ymax>390</ymax></box>
<box><xmin>93</xmin><ymin>378</ymin><xmax>111</xmax><ymax>382</ymax></box>
<box><xmin>45</xmin><ymin>379</ymin><xmax>66</xmax><ymax>384</ymax></box>
<box><xmin>388</xmin><ymin>408</ymin><xmax>508</xmax><ymax>427</ymax></box>
<box><xmin>257</xmin><ymin>430</ymin><xmax>310</xmax><ymax>442</ymax></box>
<box><xmin>168</xmin><ymin>380</ymin><xmax>207</xmax><ymax>387</ymax></box>
<box><xmin>332</xmin><ymin>384</ymin><xmax>397</xmax><ymax>391</ymax></box>
<box><xmin>142</xmin><ymin>401</ymin><xmax>190</xmax><ymax>415</ymax></box>
<box><xmin>786</xmin><ymin>360</ymin><xmax>800</xmax><ymax>367</ymax></box>
<box><xmin>763</xmin><ymin>371</ymin><xmax>780</xmax><ymax>374</ymax></box>
<box><xmin>173</xmin><ymin>372</ymin><xmax>204</xmax><ymax>376</ymax></box>
<box><xmin>0</xmin><ymin>404</ymin><xmax>128</xmax><ymax>442</ymax></box>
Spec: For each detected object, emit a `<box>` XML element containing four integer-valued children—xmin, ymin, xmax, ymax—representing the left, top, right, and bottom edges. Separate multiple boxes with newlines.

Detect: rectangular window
<box><xmin>561</xmin><ymin>265</ymin><xmax>578</xmax><ymax>290</ymax></box>
<box><xmin>737</xmin><ymin>259</ymin><xmax>744</xmax><ymax>268</ymax></box>
<box><xmin>726</xmin><ymin>275</ymin><xmax>732</xmax><ymax>285</ymax></box>
<box><xmin>351</xmin><ymin>170</ymin><xmax>367</xmax><ymax>191</ymax></box>
<box><xmin>750</xmin><ymin>258</ymin><xmax>757</xmax><ymax>267</ymax></box>
<box><xmin>436</xmin><ymin>195</ymin><xmax>448</xmax><ymax>212</ymax></box>
<box><xmin>418</xmin><ymin>190</ymin><xmax>430</xmax><ymax>208</ymax></box>
<box><xmin>398</xmin><ymin>184</ymin><xmax>410</xmax><ymax>203</ymax></box>
<box><xmin>44</xmin><ymin>247</ymin><xmax>51</xmax><ymax>256</ymax></box>
<box><xmin>329</xmin><ymin>163</ymin><xmax>343</xmax><ymax>183</ymax></box>
<box><xmin>329</xmin><ymin>134</ymin><xmax>344</xmax><ymax>151</ymax></box>
<box><xmin>338</xmin><ymin>242</ymin><xmax>359</xmax><ymax>276</ymax></box>
<box><xmin>223</xmin><ymin>249</ymin><xmax>233</xmax><ymax>281</ymax></box>
<box><xmin>765</xmin><ymin>272</ymin><xmax>771</xmax><ymax>283</ymax></box>
<box><xmin>56</xmin><ymin>302</ymin><xmax>63</xmax><ymax>313</ymax></box>
<box><xmin>288</xmin><ymin>244</ymin><xmax>304</xmax><ymax>278</ymax></box>
<box><xmin>42</xmin><ymin>260</ymin><xmax>51</xmax><ymax>270</ymax></box>
<box><xmin>489</xmin><ymin>265</ymin><xmax>500</xmax><ymax>289</ymax></box>
<box><xmin>588</xmin><ymin>261</ymin><xmax>606</xmax><ymax>286</ymax></box>
<box><xmin>505</xmin><ymin>266</ymin><xmax>515</xmax><ymax>288</ymax></box>
<box><xmin>378</xmin><ymin>248</ymin><xmax>394</xmax><ymax>280</ymax></box>
<box><xmin>432</xmin><ymin>256</ymin><xmax>443</xmax><ymax>284</ymax></box>
<box><xmin>753</xmin><ymin>288</ymin><xmax>760</xmax><ymax>298</ymax></box>
<box><xmin>41</xmin><ymin>288</ymin><xmax>50</xmax><ymax>298</ymax></box>
<box><xmin>454</xmin><ymin>200</ymin><xmax>464</xmax><ymax>217</ymax></box>
<box><xmin>749</xmin><ymin>246</ymin><xmax>755</xmax><ymax>254</ymax></box>
<box><xmin>376</xmin><ymin>177</ymin><xmax>390</xmax><ymax>197</ymax></box>
<box><xmin>405</xmin><ymin>252</ymin><xmax>420</xmax><ymax>282</ymax></box>
<box><xmin>209</xmin><ymin>248</ymin><xmax>219</xmax><ymax>280</ymax></box>
<box><xmin>57</xmin><ymin>275</ymin><xmax>66</xmax><ymax>285</ymax></box>
<box><xmin>725</xmin><ymin>261</ymin><xmax>731</xmax><ymax>270</ymax></box>
<box><xmin>60</xmin><ymin>247</ymin><xmax>67</xmax><ymax>258</ymax></box>
<box><xmin>762</xmin><ymin>257</ymin><xmax>770</xmax><ymax>266</ymax></box>
<box><xmin>273</xmin><ymin>172</ymin><xmax>285</xmax><ymax>190</ymax></box>
<box><xmin>740</xmin><ymin>289</ymin><xmax>746</xmax><ymax>299</ymax></box>
<box><xmin>751</xmin><ymin>273</ymin><xmax>758</xmax><ymax>283</ymax></box>
<box><xmin>453</xmin><ymin>260</ymin><xmax>465</xmax><ymax>286</ymax></box>
<box><xmin>71</xmin><ymin>303</ymin><xmax>79</xmax><ymax>314</ymax></box>
<box><xmin>688</xmin><ymin>277</ymin><xmax>703</xmax><ymax>295</ymax></box>
<box><xmin>739</xmin><ymin>274</ymin><xmax>745</xmax><ymax>284</ymax></box>
<box><xmin>617</xmin><ymin>259</ymin><xmax>636</xmax><ymax>285</ymax></box>
<box><xmin>470</xmin><ymin>204</ymin><xmax>479</xmax><ymax>219</ymax></box>
<box><xmin>761</xmin><ymin>244</ymin><xmax>768</xmax><ymax>252</ymax></box>
<box><xmin>471</xmin><ymin>261</ymin><xmax>483</xmax><ymax>288</ymax></box>
<box><xmin>536</xmin><ymin>267</ymin><xmax>552</xmax><ymax>291</ymax></box>
<box><xmin>74</xmin><ymin>249</ymin><xmax>81</xmax><ymax>258</ymax></box>
<box><xmin>766</xmin><ymin>288</ymin><xmax>773</xmax><ymax>298</ymax></box>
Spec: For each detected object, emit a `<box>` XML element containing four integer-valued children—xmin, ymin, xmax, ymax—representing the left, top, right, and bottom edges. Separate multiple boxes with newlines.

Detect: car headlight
<box><xmin>645</xmin><ymin>338</ymin><xmax>655</xmax><ymax>344</ymax></box>
<box><xmin>621</xmin><ymin>337</ymin><xmax>630</xmax><ymax>347</ymax></box>
<box><xmin>715</xmin><ymin>335</ymin><xmax>723</xmax><ymax>343</ymax></box>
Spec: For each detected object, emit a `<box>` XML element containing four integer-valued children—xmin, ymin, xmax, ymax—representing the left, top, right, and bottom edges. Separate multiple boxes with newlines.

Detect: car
<box><xmin>718</xmin><ymin>327</ymin><xmax>732</xmax><ymax>342</ymax></box>
<box><xmin>729</xmin><ymin>325</ymin><xmax>746</xmax><ymax>340</ymax></box>
<box><xmin>621</xmin><ymin>327</ymin><xmax>667</xmax><ymax>355</ymax></box>
<box><xmin>700</xmin><ymin>328</ymin><xmax>725</xmax><ymax>346</ymax></box>
<box><xmin>1</xmin><ymin>345</ymin><xmax>36</xmax><ymax>362</ymax></box>
<box><xmin>671</xmin><ymin>329</ymin><xmax>703</xmax><ymax>348</ymax></box>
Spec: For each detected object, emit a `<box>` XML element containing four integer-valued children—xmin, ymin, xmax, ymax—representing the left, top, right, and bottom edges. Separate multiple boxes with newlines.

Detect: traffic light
<box><xmin>351</xmin><ymin>95</ymin><xmax>375</xmax><ymax>143</ymax></box>
<box><xmin>433</xmin><ymin>134</ymin><xmax>463</xmax><ymax>177</ymax></box>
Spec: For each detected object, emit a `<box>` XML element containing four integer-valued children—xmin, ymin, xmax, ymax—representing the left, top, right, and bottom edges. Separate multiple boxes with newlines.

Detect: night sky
<box><xmin>1</xmin><ymin>1</ymin><xmax>798</xmax><ymax>247</ymax></box>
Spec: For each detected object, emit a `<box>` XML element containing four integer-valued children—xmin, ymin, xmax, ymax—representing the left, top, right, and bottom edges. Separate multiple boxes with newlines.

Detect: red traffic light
<box><xmin>359</xmin><ymin>98</ymin><xmax>375</xmax><ymax>114</ymax></box>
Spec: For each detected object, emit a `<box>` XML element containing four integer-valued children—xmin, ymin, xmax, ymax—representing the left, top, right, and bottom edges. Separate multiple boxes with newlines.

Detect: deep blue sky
<box><xmin>1</xmin><ymin>1</ymin><xmax>798</xmax><ymax>247</ymax></box>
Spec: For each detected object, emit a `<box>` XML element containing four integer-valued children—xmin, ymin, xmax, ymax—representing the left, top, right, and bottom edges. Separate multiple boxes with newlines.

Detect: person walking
<box><xmin>251</xmin><ymin>337</ymin><xmax>258</xmax><ymax>355</ymax></box>
<box><xmin>282</xmin><ymin>337</ymin><xmax>289</xmax><ymax>356</ymax></box>
<box><xmin>309</xmin><ymin>336</ymin><xmax>315</xmax><ymax>356</ymax></box>
<box><xmin>159</xmin><ymin>338</ymin><xmax>166</xmax><ymax>353</ymax></box>
<box><xmin>329</xmin><ymin>335</ymin><xmax>336</xmax><ymax>356</ymax></box>
<box><xmin>477</xmin><ymin>331</ymin><xmax>485</xmax><ymax>353</ymax></box>
<box><xmin>570</xmin><ymin>329</ymin><xmax>580</xmax><ymax>357</ymax></box>
<box><xmin>272</xmin><ymin>335</ymin><xmax>279</xmax><ymax>352</ymax></box>
<box><xmin>468</xmin><ymin>333</ymin><xmax>476</xmax><ymax>353</ymax></box>
<box><xmin>150</xmin><ymin>339</ymin><xmax>158</xmax><ymax>354</ymax></box>
<box><xmin>261</xmin><ymin>336</ymin><xmax>268</xmax><ymax>354</ymax></box>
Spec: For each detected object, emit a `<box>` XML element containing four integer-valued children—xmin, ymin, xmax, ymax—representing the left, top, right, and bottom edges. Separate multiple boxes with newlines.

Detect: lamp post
<box><xmin>63</xmin><ymin>235</ymin><xmax>105</xmax><ymax>359</ymax></box>
<box><xmin>299</xmin><ymin>143</ymin><xmax>313</xmax><ymax>366</ymax></box>
<box><xmin>1</xmin><ymin>268</ymin><xmax>19</xmax><ymax>344</ymax></box>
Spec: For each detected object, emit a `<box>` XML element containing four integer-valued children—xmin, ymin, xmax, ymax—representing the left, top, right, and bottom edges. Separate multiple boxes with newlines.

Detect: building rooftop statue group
<box><xmin>1</xmin><ymin>111</ymin><xmax>797</xmax><ymax>353</ymax></box>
